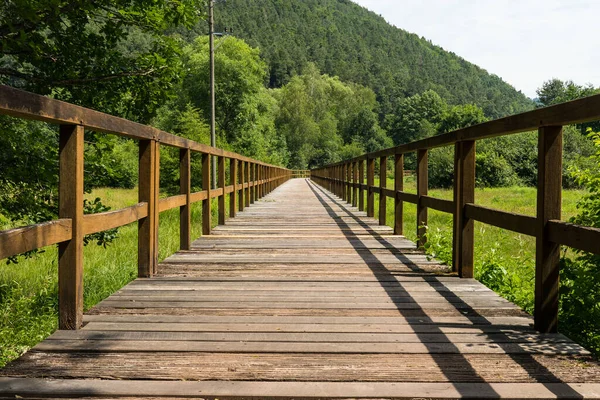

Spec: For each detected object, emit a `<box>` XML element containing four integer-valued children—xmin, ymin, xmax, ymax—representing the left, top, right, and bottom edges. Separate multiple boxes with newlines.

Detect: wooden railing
<box><xmin>0</xmin><ymin>85</ymin><xmax>292</xmax><ymax>330</ymax></box>
<box><xmin>311</xmin><ymin>94</ymin><xmax>600</xmax><ymax>334</ymax></box>
<box><xmin>291</xmin><ymin>170</ymin><xmax>311</xmax><ymax>178</ymax></box>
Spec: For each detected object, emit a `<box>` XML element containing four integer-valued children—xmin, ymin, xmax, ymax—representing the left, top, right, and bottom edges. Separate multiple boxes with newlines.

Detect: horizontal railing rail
<box><xmin>0</xmin><ymin>85</ymin><xmax>292</xmax><ymax>330</ymax></box>
<box><xmin>310</xmin><ymin>93</ymin><xmax>600</xmax><ymax>334</ymax></box>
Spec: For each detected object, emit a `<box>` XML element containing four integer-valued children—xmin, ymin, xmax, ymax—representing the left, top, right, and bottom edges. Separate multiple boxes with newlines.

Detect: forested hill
<box><xmin>211</xmin><ymin>0</ymin><xmax>534</xmax><ymax>119</ymax></box>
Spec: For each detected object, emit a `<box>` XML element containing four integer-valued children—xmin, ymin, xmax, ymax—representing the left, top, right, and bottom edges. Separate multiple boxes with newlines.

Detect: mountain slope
<box><xmin>213</xmin><ymin>0</ymin><xmax>533</xmax><ymax>119</ymax></box>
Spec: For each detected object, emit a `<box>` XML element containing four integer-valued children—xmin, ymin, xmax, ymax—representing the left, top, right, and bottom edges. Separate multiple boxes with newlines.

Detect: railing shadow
<box><xmin>306</xmin><ymin>179</ymin><xmax>583</xmax><ymax>398</ymax></box>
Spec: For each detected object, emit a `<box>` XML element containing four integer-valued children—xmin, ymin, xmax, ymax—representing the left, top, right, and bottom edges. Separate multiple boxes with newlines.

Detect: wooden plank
<box><xmin>138</xmin><ymin>140</ymin><xmax>159</xmax><ymax>278</ymax></box>
<box><xmin>379</xmin><ymin>156</ymin><xmax>387</xmax><ymax>226</ymax></box>
<box><xmin>547</xmin><ymin>220</ymin><xmax>600</xmax><ymax>254</ymax></box>
<box><xmin>179</xmin><ymin>148</ymin><xmax>191</xmax><ymax>250</ymax></box>
<box><xmin>58</xmin><ymin>124</ymin><xmax>84</xmax><ymax>330</ymax></box>
<box><xmin>158</xmin><ymin>194</ymin><xmax>186</xmax><ymax>213</ymax></box>
<box><xmin>202</xmin><ymin>153</ymin><xmax>211</xmax><ymax>236</ymax></box>
<box><xmin>47</xmin><ymin>330</ymin><xmax>569</xmax><ymax>344</ymax></box>
<box><xmin>535</xmin><ymin>126</ymin><xmax>562</xmax><ymax>333</ymax></box>
<box><xmin>465</xmin><ymin>204</ymin><xmax>537</xmax><ymax>236</ymax></box>
<box><xmin>83</xmin><ymin>203</ymin><xmax>148</xmax><ymax>235</ymax></box>
<box><xmin>421</xmin><ymin>196</ymin><xmax>453</xmax><ymax>214</ymax></box>
<box><xmin>230</xmin><ymin>159</ymin><xmax>237</xmax><ymax>218</ymax></box>
<box><xmin>0</xmin><ymin>219</ymin><xmax>72</xmax><ymax>260</ymax></box>
<box><xmin>3</xmin><ymin>378</ymin><xmax>600</xmax><ymax>399</ymax></box>
<box><xmin>394</xmin><ymin>154</ymin><xmax>403</xmax><ymax>235</ymax></box>
<box><xmin>218</xmin><ymin>156</ymin><xmax>226</xmax><ymax>225</ymax></box>
<box><xmin>367</xmin><ymin>158</ymin><xmax>375</xmax><ymax>217</ymax></box>
<box><xmin>32</xmin><ymin>339</ymin><xmax>589</xmax><ymax>355</ymax></box>
<box><xmin>416</xmin><ymin>149</ymin><xmax>428</xmax><ymax>249</ymax></box>
<box><xmin>190</xmin><ymin>190</ymin><xmax>208</xmax><ymax>203</ymax></box>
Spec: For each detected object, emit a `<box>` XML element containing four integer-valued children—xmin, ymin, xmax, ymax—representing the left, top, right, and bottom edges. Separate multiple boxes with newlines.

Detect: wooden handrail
<box><xmin>0</xmin><ymin>85</ymin><xmax>292</xmax><ymax>330</ymax></box>
<box><xmin>311</xmin><ymin>93</ymin><xmax>600</xmax><ymax>335</ymax></box>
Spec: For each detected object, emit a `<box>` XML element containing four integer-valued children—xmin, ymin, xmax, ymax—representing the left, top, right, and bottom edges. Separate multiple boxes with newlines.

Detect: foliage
<box><xmin>212</xmin><ymin>0</ymin><xmax>534</xmax><ymax>119</ymax></box>
<box><xmin>559</xmin><ymin>129</ymin><xmax>600</xmax><ymax>355</ymax></box>
<box><xmin>274</xmin><ymin>63</ymin><xmax>390</xmax><ymax>169</ymax></box>
<box><xmin>0</xmin><ymin>0</ymin><xmax>202</xmax><ymax>121</ymax></box>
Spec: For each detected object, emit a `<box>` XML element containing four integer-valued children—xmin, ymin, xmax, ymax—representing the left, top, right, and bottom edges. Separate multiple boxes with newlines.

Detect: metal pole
<box><xmin>209</xmin><ymin>0</ymin><xmax>217</xmax><ymax>189</ymax></box>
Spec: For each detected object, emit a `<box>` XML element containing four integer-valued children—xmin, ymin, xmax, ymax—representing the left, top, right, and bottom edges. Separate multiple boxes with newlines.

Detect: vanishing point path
<box><xmin>2</xmin><ymin>179</ymin><xmax>600</xmax><ymax>399</ymax></box>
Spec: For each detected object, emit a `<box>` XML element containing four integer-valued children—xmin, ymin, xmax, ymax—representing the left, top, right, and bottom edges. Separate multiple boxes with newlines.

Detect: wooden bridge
<box><xmin>1</xmin><ymin>86</ymin><xmax>600</xmax><ymax>398</ymax></box>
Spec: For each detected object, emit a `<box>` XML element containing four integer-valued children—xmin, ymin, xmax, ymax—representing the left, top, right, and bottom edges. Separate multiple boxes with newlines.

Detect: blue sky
<box><xmin>353</xmin><ymin>0</ymin><xmax>600</xmax><ymax>98</ymax></box>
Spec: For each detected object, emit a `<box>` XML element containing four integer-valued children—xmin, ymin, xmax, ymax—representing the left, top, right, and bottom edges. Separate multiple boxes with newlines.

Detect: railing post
<box><xmin>416</xmin><ymin>149</ymin><xmax>428</xmax><ymax>249</ymax></box>
<box><xmin>58</xmin><ymin>124</ymin><xmax>84</xmax><ymax>330</ymax></box>
<box><xmin>367</xmin><ymin>157</ymin><xmax>375</xmax><ymax>217</ymax></box>
<box><xmin>218</xmin><ymin>155</ymin><xmax>226</xmax><ymax>225</ymax></box>
<box><xmin>341</xmin><ymin>164</ymin><xmax>347</xmax><ymax>202</ymax></box>
<box><xmin>202</xmin><ymin>153</ymin><xmax>211</xmax><ymax>235</ymax></box>
<box><xmin>453</xmin><ymin>141</ymin><xmax>476</xmax><ymax>277</ymax></box>
<box><xmin>535</xmin><ymin>126</ymin><xmax>563</xmax><ymax>333</ymax></box>
<box><xmin>138</xmin><ymin>139</ymin><xmax>159</xmax><ymax>278</ymax></box>
<box><xmin>346</xmin><ymin>163</ymin><xmax>352</xmax><ymax>203</ymax></box>
<box><xmin>230</xmin><ymin>158</ymin><xmax>237</xmax><ymax>218</ymax></box>
<box><xmin>379</xmin><ymin>156</ymin><xmax>387</xmax><ymax>225</ymax></box>
<box><xmin>394</xmin><ymin>153</ymin><xmax>404</xmax><ymax>235</ymax></box>
<box><xmin>359</xmin><ymin>160</ymin><xmax>365</xmax><ymax>211</ymax></box>
<box><xmin>239</xmin><ymin>160</ymin><xmax>245</xmax><ymax>212</ymax></box>
<box><xmin>352</xmin><ymin>162</ymin><xmax>358</xmax><ymax>207</ymax></box>
<box><xmin>180</xmin><ymin>148</ymin><xmax>191</xmax><ymax>250</ymax></box>
<box><xmin>245</xmin><ymin>161</ymin><xmax>251</xmax><ymax>207</ymax></box>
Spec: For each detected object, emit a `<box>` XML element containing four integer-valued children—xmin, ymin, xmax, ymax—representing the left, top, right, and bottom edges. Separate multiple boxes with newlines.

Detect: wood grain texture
<box><xmin>3</xmin><ymin>179</ymin><xmax>597</xmax><ymax>399</ymax></box>
<box><xmin>0</xmin><ymin>219</ymin><xmax>72</xmax><ymax>260</ymax></box>
<box><xmin>84</xmin><ymin>203</ymin><xmax>148</xmax><ymax>235</ymax></box>
<box><xmin>58</xmin><ymin>124</ymin><xmax>84</xmax><ymax>330</ymax></box>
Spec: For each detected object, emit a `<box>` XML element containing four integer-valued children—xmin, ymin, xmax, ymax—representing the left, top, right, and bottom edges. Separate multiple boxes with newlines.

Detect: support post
<box><xmin>202</xmin><ymin>153</ymin><xmax>211</xmax><ymax>235</ymax></box>
<box><xmin>453</xmin><ymin>141</ymin><xmax>476</xmax><ymax>277</ymax></box>
<box><xmin>394</xmin><ymin>153</ymin><xmax>404</xmax><ymax>235</ymax></box>
<box><xmin>416</xmin><ymin>149</ymin><xmax>428</xmax><ymax>250</ymax></box>
<box><xmin>245</xmin><ymin>161</ymin><xmax>250</xmax><ymax>207</ymax></box>
<box><xmin>346</xmin><ymin>163</ymin><xmax>352</xmax><ymax>203</ymax></box>
<box><xmin>379</xmin><ymin>156</ymin><xmax>387</xmax><ymax>226</ymax></box>
<box><xmin>352</xmin><ymin>162</ymin><xmax>358</xmax><ymax>207</ymax></box>
<box><xmin>230</xmin><ymin>159</ymin><xmax>237</xmax><ymax>218</ymax></box>
<box><xmin>180</xmin><ymin>148</ymin><xmax>191</xmax><ymax>250</ymax></box>
<box><xmin>535</xmin><ymin>126</ymin><xmax>563</xmax><ymax>333</ymax></box>
<box><xmin>138</xmin><ymin>139</ymin><xmax>159</xmax><ymax>278</ymax></box>
<box><xmin>359</xmin><ymin>160</ymin><xmax>365</xmax><ymax>211</ymax></box>
<box><xmin>239</xmin><ymin>160</ymin><xmax>245</xmax><ymax>212</ymax></box>
<box><xmin>218</xmin><ymin>155</ymin><xmax>225</xmax><ymax>225</ymax></box>
<box><xmin>58</xmin><ymin>124</ymin><xmax>84</xmax><ymax>330</ymax></box>
<box><xmin>367</xmin><ymin>158</ymin><xmax>375</xmax><ymax>218</ymax></box>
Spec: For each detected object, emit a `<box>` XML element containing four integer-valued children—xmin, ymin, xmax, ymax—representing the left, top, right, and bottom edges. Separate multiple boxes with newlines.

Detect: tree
<box><xmin>0</xmin><ymin>0</ymin><xmax>202</xmax><ymax>121</ymax></box>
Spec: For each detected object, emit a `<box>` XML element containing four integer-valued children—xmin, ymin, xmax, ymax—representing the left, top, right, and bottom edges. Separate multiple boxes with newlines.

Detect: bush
<box><xmin>475</xmin><ymin>151</ymin><xmax>519</xmax><ymax>187</ymax></box>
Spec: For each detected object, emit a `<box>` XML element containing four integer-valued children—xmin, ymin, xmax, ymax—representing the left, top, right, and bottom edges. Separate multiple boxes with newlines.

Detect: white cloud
<box><xmin>353</xmin><ymin>0</ymin><xmax>600</xmax><ymax>98</ymax></box>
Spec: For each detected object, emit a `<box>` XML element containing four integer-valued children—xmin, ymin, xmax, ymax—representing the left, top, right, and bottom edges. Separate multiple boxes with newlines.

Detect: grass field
<box><xmin>0</xmin><ymin>180</ymin><xmax>589</xmax><ymax>367</ymax></box>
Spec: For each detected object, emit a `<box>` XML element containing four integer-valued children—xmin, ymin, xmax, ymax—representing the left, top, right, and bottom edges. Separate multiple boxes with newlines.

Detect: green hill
<box><xmin>209</xmin><ymin>0</ymin><xmax>533</xmax><ymax>119</ymax></box>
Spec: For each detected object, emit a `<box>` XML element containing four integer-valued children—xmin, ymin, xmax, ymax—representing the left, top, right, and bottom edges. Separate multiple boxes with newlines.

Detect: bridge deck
<box><xmin>2</xmin><ymin>179</ymin><xmax>600</xmax><ymax>399</ymax></box>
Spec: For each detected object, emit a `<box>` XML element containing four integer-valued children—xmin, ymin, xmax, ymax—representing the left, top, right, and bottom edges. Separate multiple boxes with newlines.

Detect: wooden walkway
<box><xmin>2</xmin><ymin>179</ymin><xmax>600</xmax><ymax>399</ymax></box>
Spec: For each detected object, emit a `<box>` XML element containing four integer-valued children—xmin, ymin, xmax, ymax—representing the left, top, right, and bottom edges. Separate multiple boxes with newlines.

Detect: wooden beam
<box><xmin>202</xmin><ymin>153</ymin><xmax>211</xmax><ymax>236</ymax></box>
<box><xmin>454</xmin><ymin>141</ymin><xmax>476</xmax><ymax>278</ymax></box>
<box><xmin>358</xmin><ymin>160</ymin><xmax>365</xmax><ymax>212</ymax></box>
<box><xmin>180</xmin><ymin>148</ymin><xmax>191</xmax><ymax>250</ymax></box>
<box><xmin>138</xmin><ymin>140</ymin><xmax>158</xmax><ymax>278</ymax></box>
<box><xmin>379</xmin><ymin>156</ymin><xmax>387</xmax><ymax>226</ymax></box>
<box><xmin>535</xmin><ymin>126</ymin><xmax>563</xmax><ymax>333</ymax></box>
<box><xmin>218</xmin><ymin>156</ymin><xmax>226</xmax><ymax>225</ymax></box>
<box><xmin>367</xmin><ymin>158</ymin><xmax>375</xmax><ymax>218</ymax></box>
<box><xmin>84</xmin><ymin>203</ymin><xmax>148</xmax><ymax>235</ymax></box>
<box><xmin>465</xmin><ymin>204</ymin><xmax>537</xmax><ymax>237</ymax></box>
<box><xmin>547</xmin><ymin>220</ymin><xmax>600</xmax><ymax>254</ymax></box>
<box><xmin>245</xmin><ymin>162</ymin><xmax>250</xmax><ymax>208</ymax></box>
<box><xmin>416</xmin><ymin>149</ymin><xmax>428</xmax><ymax>250</ymax></box>
<box><xmin>394</xmin><ymin>154</ymin><xmax>404</xmax><ymax>235</ymax></box>
<box><xmin>0</xmin><ymin>219</ymin><xmax>72</xmax><ymax>260</ymax></box>
<box><xmin>58</xmin><ymin>124</ymin><xmax>84</xmax><ymax>330</ymax></box>
<box><xmin>239</xmin><ymin>161</ymin><xmax>245</xmax><ymax>212</ymax></box>
<box><xmin>230</xmin><ymin>159</ymin><xmax>237</xmax><ymax>218</ymax></box>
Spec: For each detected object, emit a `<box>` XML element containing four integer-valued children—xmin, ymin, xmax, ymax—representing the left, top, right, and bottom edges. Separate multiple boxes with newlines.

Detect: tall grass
<box><xmin>0</xmin><ymin>187</ymin><xmax>222</xmax><ymax>367</ymax></box>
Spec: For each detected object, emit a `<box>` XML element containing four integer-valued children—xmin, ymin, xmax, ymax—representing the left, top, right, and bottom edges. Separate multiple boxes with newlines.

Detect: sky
<box><xmin>352</xmin><ymin>0</ymin><xmax>600</xmax><ymax>98</ymax></box>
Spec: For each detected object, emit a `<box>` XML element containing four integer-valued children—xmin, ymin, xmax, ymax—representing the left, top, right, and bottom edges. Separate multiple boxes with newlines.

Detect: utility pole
<box><xmin>208</xmin><ymin>0</ymin><xmax>216</xmax><ymax>189</ymax></box>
